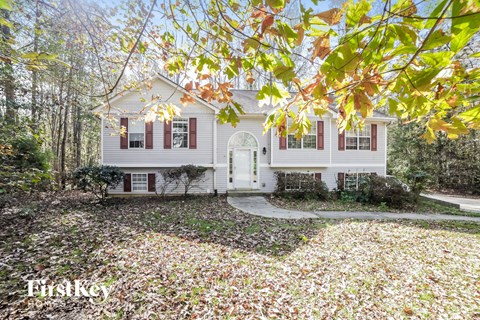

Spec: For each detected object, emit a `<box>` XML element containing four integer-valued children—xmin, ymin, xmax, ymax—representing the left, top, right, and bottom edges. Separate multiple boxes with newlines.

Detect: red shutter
<box><xmin>123</xmin><ymin>174</ymin><xmax>131</xmax><ymax>192</ymax></box>
<box><xmin>145</xmin><ymin>121</ymin><xmax>153</xmax><ymax>149</ymax></box>
<box><xmin>189</xmin><ymin>118</ymin><xmax>197</xmax><ymax>149</ymax></box>
<box><xmin>279</xmin><ymin>136</ymin><xmax>287</xmax><ymax>150</ymax></box>
<box><xmin>315</xmin><ymin>173</ymin><xmax>322</xmax><ymax>181</ymax></box>
<box><xmin>337</xmin><ymin>172</ymin><xmax>345</xmax><ymax>189</ymax></box>
<box><xmin>120</xmin><ymin>118</ymin><xmax>128</xmax><ymax>149</ymax></box>
<box><xmin>164</xmin><ymin>121</ymin><xmax>172</xmax><ymax>149</ymax></box>
<box><xmin>371</xmin><ymin>124</ymin><xmax>377</xmax><ymax>151</ymax></box>
<box><xmin>317</xmin><ymin>121</ymin><xmax>324</xmax><ymax>150</ymax></box>
<box><xmin>338</xmin><ymin>130</ymin><xmax>345</xmax><ymax>151</ymax></box>
<box><xmin>148</xmin><ymin>173</ymin><xmax>156</xmax><ymax>192</ymax></box>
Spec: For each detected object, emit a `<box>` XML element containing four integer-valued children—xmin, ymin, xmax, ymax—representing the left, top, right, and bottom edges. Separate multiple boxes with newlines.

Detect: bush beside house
<box><xmin>73</xmin><ymin>165</ymin><xmax>124</xmax><ymax>201</ymax></box>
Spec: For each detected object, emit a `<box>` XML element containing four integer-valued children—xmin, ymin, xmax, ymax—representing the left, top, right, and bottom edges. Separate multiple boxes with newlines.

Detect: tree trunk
<box><xmin>1</xmin><ymin>9</ymin><xmax>15</xmax><ymax>122</ymax></box>
<box><xmin>31</xmin><ymin>0</ymin><xmax>41</xmax><ymax>133</ymax></box>
<box><xmin>74</xmin><ymin>102</ymin><xmax>82</xmax><ymax>167</ymax></box>
<box><xmin>60</xmin><ymin>66</ymin><xmax>74</xmax><ymax>188</ymax></box>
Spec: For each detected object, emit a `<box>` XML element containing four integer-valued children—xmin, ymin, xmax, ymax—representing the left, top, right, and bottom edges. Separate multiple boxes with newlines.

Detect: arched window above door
<box><xmin>228</xmin><ymin>132</ymin><xmax>258</xmax><ymax>148</ymax></box>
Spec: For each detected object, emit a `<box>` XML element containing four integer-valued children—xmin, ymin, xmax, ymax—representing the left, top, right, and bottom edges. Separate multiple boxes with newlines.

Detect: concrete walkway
<box><xmin>227</xmin><ymin>196</ymin><xmax>480</xmax><ymax>222</ymax></box>
<box><xmin>422</xmin><ymin>193</ymin><xmax>480</xmax><ymax>213</ymax></box>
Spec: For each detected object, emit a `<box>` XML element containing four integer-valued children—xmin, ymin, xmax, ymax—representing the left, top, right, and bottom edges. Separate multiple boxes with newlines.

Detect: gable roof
<box><xmin>210</xmin><ymin>90</ymin><xmax>339</xmax><ymax>117</ymax></box>
<box><xmin>93</xmin><ymin>74</ymin><xmax>219</xmax><ymax>113</ymax></box>
<box><xmin>93</xmin><ymin>75</ymin><xmax>395</xmax><ymax>121</ymax></box>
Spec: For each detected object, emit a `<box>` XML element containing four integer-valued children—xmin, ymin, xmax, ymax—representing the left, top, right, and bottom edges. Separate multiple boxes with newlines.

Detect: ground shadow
<box><xmin>1</xmin><ymin>192</ymin><xmax>479</xmax><ymax>318</ymax></box>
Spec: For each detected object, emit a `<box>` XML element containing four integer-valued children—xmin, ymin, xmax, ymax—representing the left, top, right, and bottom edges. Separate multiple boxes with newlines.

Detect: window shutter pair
<box><xmin>120</xmin><ymin>118</ymin><xmax>153</xmax><ymax>149</ymax></box>
<box><xmin>163</xmin><ymin>118</ymin><xmax>197</xmax><ymax>149</ymax></box>
<box><xmin>338</xmin><ymin>124</ymin><xmax>377</xmax><ymax>151</ymax></box>
<box><xmin>278</xmin><ymin>120</ymin><xmax>324</xmax><ymax>150</ymax></box>
<box><xmin>123</xmin><ymin>173</ymin><xmax>156</xmax><ymax>192</ymax></box>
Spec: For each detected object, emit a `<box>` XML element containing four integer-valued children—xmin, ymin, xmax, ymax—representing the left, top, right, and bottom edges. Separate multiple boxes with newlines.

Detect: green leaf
<box><xmin>138</xmin><ymin>41</ymin><xmax>146</xmax><ymax>54</ymax></box>
<box><xmin>256</xmin><ymin>83</ymin><xmax>290</xmax><ymax>107</ymax></box>
<box><xmin>0</xmin><ymin>17</ymin><xmax>13</xmax><ymax>28</ymax></box>
<box><xmin>277</xmin><ymin>21</ymin><xmax>297</xmax><ymax>45</ymax></box>
<box><xmin>243</xmin><ymin>38</ymin><xmax>260</xmax><ymax>52</ymax></box>
<box><xmin>258</xmin><ymin>52</ymin><xmax>275</xmax><ymax>71</ymax></box>
<box><xmin>419</xmin><ymin>52</ymin><xmax>454</xmax><ymax>68</ymax></box>
<box><xmin>392</xmin><ymin>24</ymin><xmax>417</xmax><ymax>46</ymax></box>
<box><xmin>273</xmin><ymin>65</ymin><xmax>295</xmax><ymax>83</ymax></box>
<box><xmin>408</xmin><ymin>68</ymin><xmax>441</xmax><ymax>90</ymax></box>
<box><xmin>450</xmin><ymin>25</ymin><xmax>480</xmax><ymax>53</ymax></box>
<box><xmin>422</xmin><ymin>29</ymin><xmax>450</xmax><ymax>50</ymax></box>
<box><xmin>266</xmin><ymin>0</ymin><xmax>285</xmax><ymax>9</ymax></box>
<box><xmin>217</xmin><ymin>105</ymin><xmax>240</xmax><ymax>127</ymax></box>
<box><xmin>345</xmin><ymin>0</ymin><xmax>371</xmax><ymax>28</ymax></box>
<box><xmin>458</xmin><ymin>105</ymin><xmax>480</xmax><ymax>123</ymax></box>
<box><xmin>424</xmin><ymin>0</ymin><xmax>448</xmax><ymax>29</ymax></box>
<box><xmin>450</xmin><ymin>0</ymin><xmax>480</xmax><ymax>53</ymax></box>
<box><xmin>0</xmin><ymin>0</ymin><xmax>13</xmax><ymax>10</ymax></box>
<box><xmin>225</xmin><ymin>58</ymin><xmax>239</xmax><ymax>79</ymax></box>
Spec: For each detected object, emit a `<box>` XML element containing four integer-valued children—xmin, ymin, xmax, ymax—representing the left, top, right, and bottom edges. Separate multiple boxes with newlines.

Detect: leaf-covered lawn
<box><xmin>269</xmin><ymin>195</ymin><xmax>480</xmax><ymax>217</ymax></box>
<box><xmin>1</xmin><ymin>192</ymin><xmax>479</xmax><ymax>319</ymax></box>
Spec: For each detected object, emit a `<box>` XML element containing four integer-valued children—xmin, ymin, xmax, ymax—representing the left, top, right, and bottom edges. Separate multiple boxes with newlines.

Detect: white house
<box><xmin>96</xmin><ymin>76</ymin><xmax>393</xmax><ymax>195</ymax></box>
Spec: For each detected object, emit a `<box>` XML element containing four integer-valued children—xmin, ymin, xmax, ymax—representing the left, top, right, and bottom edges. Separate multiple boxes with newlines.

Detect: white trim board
<box><xmin>269</xmin><ymin>163</ymin><xmax>386</xmax><ymax>168</ymax></box>
<box><xmin>104</xmin><ymin>164</ymin><xmax>214</xmax><ymax>168</ymax></box>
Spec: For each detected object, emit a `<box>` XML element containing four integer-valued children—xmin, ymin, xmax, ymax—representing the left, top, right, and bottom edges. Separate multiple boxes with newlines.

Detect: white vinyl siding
<box><xmin>332</xmin><ymin>121</ymin><xmax>386</xmax><ymax>165</ymax></box>
<box><xmin>109</xmin><ymin>167</ymin><xmax>215</xmax><ymax>195</ymax></box>
<box><xmin>102</xmin><ymin>77</ymin><xmax>215</xmax><ymax>166</ymax></box>
<box><xmin>272</xmin><ymin>118</ymin><xmax>330</xmax><ymax>165</ymax></box>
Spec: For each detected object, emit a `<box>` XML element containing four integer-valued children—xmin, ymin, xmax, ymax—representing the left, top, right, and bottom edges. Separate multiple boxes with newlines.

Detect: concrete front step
<box><xmin>227</xmin><ymin>190</ymin><xmax>268</xmax><ymax>197</ymax></box>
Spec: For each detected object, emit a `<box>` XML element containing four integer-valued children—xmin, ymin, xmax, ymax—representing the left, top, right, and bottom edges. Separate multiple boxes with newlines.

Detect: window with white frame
<box><xmin>132</xmin><ymin>173</ymin><xmax>147</xmax><ymax>191</ymax></box>
<box><xmin>285</xmin><ymin>172</ymin><xmax>315</xmax><ymax>191</ymax></box>
<box><xmin>344</xmin><ymin>172</ymin><xmax>373</xmax><ymax>190</ymax></box>
<box><xmin>346</xmin><ymin>125</ymin><xmax>371</xmax><ymax>150</ymax></box>
<box><xmin>129</xmin><ymin>119</ymin><xmax>145</xmax><ymax>148</ymax></box>
<box><xmin>172</xmin><ymin>117</ymin><xmax>188</xmax><ymax>148</ymax></box>
<box><xmin>287</xmin><ymin>120</ymin><xmax>316</xmax><ymax>149</ymax></box>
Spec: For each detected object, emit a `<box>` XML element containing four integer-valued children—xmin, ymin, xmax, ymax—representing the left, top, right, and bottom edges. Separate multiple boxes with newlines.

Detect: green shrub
<box><xmin>156</xmin><ymin>168</ymin><xmax>182</xmax><ymax>196</ymax></box>
<box><xmin>405</xmin><ymin>170</ymin><xmax>430</xmax><ymax>201</ymax></box>
<box><xmin>0</xmin><ymin>121</ymin><xmax>52</xmax><ymax>194</ymax></box>
<box><xmin>177</xmin><ymin>165</ymin><xmax>207</xmax><ymax>196</ymax></box>
<box><xmin>73</xmin><ymin>165</ymin><xmax>124</xmax><ymax>201</ymax></box>
<box><xmin>274</xmin><ymin>171</ymin><xmax>330</xmax><ymax>201</ymax></box>
<box><xmin>358</xmin><ymin>175</ymin><xmax>413</xmax><ymax>209</ymax></box>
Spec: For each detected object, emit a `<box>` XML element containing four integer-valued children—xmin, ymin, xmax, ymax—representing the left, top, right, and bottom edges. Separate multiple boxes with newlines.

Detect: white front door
<box><xmin>234</xmin><ymin>149</ymin><xmax>252</xmax><ymax>189</ymax></box>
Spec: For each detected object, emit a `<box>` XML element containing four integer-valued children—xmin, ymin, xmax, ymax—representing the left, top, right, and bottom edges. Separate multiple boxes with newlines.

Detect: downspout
<box><xmin>213</xmin><ymin>116</ymin><xmax>217</xmax><ymax>193</ymax></box>
<box><xmin>385</xmin><ymin>121</ymin><xmax>389</xmax><ymax>176</ymax></box>
<box><xmin>329</xmin><ymin>118</ymin><xmax>332</xmax><ymax>166</ymax></box>
<box><xmin>270</xmin><ymin>126</ymin><xmax>273</xmax><ymax>166</ymax></box>
<box><xmin>101</xmin><ymin>116</ymin><xmax>104</xmax><ymax>164</ymax></box>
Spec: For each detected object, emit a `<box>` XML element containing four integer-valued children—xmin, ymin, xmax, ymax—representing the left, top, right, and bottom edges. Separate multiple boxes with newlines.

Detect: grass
<box><xmin>269</xmin><ymin>196</ymin><xmax>480</xmax><ymax>217</ymax></box>
<box><xmin>0</xmin><ymin>192</ymin><xmax>479</xmax><ymax>319</ymax></box>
